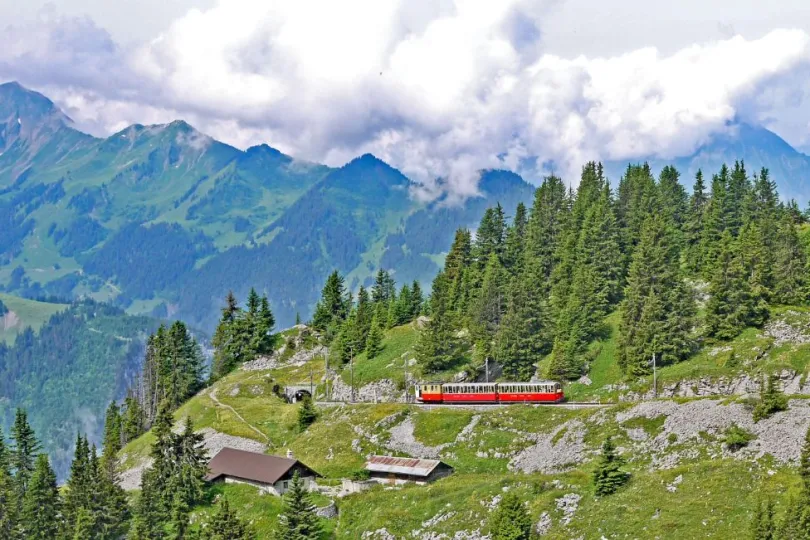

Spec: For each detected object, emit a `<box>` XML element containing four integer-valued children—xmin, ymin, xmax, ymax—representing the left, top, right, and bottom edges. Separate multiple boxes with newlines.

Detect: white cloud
<box><xmin>2</xmin><ymin>1</ymin><xmax>810</xmax><ymax>197</ymax></box>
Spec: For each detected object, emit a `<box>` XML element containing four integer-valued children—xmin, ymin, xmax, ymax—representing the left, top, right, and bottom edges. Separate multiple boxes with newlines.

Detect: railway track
<box><xmin>315</xmin><ymin>401</ymin><xmax>609</xmax><ymax>409</ymax></box>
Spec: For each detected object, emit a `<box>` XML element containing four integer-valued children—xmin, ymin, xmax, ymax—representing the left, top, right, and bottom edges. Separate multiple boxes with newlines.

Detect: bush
<box><xmin>350</xmin><ymin>469</ymin><xmax>370</xmax><ymax>481</ymax></box>
<box><xmin>753</xmin><ymin>375</ymin><xmax>788</xmax><ymax>422</ymax></box>
<box><xmin>723</xmin><ymin>423</ymin><xmax>756</xmax><ymax>451</ymax></box>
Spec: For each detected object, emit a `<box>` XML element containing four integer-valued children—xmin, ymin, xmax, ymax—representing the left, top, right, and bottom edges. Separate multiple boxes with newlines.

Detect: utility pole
<box><xmin>485</xmin><ymin>357</ymin><xmax>489</xmax><ymax>383</ymax></box>
<box><xmin>350</xmin><ymin>345</ymin><xmax>355</xmax><ymax>403</ymax></box>
<box><xmin>652</xmin><ymin>352</ymin><xmax>657</xmax><ymax>398</ymax></box>
<box><xmin>310</xmin><ymin>366</ymin><xmax>314</xmax><ymax>400</ymax></box>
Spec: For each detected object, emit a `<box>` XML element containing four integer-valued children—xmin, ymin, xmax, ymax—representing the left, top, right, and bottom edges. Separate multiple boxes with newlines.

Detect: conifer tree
<box><xmin>297</xmin><ymin>396</ymin><xmax>318</xmax><ymax>432</ymax></box>
<box><xmin>0</xmin><ymin>434</ymin><xmax>17</xmax><ymax>539</ymax></box>
<box><xmin>524</xmin><ymin>175</ymin><xmax>568</xmax><ymax>292</ymax></box>
<box><xmin>750</xmin><ymin>498</ymin><xmax>775</xmax><ymax>540</ymax></box>
<box><xmin>311</xmin><ymin>271</ymin><xmax>349</xmax><ymax>335</ymax></box>
<box><xmin>410</xmin><ymin>280</ymin><xmax>424</xmax><ymax>318</ymax></box>
<box><xmin>771</xmin><ymin>212</ymin><xmax>807</xmax><ymax>305</ymax></box>
<box><xmin>274</xmin><ymin>472</ymin><xmax>321</xmax><ymax>540</ymax></box>
<box><xmin>701</xmin><ymin>167</ymin><xmax>731</xmax><ymax>279</ymax></box>
<box><xmin>489</xmin><ymin>491</ymin><xmax>532</xmax><ymax>540</ymax></box>
<box><xmin>800</xmin><ymin>425</ymin><xmax>810</xmax><ymax>499</ymax></box>
<box><xmin>503</xmin><ymin>202</ymin><xmax>528</xmax><ymax>273</ymax></box>
<box><xmin>254</xmin><ymin>295</ymin><xmax>276</xmax><ymax>353</ymax></box>
<box><xmin>618</xmin><ymin>214</ymin><xmax>695</xmax><ymax>375</ymax></box>
<box><xmin>496</xmin><ymin>263</ymin><xmax>551</xmax><ymax>380</ymax></box>
<box><xmin>122</xmin><ymin>394</ymin><xmax>145</xmax><ymax>443</ymax></box>
<box><xmin>706</xmin><ymin>231</ymin><xmax>761</xmax><ymax>340</ymax></box>
<box><xmin>211</xmin><ymin>293</ymin><xmax>253</xmax><ymax>380</ymax></box>
<box><xmin>616</xmin><ymin>163</ymin><xmax>657</xmax><ymax>259</ymax></box>
<box><xmin>21</xmin><ymin>454</ymin><xmax>61</xmax><ymax>539</ymax></box>
<box><xmin>753</xmin><ymin>375</ymin><xmax>788</xmax><ymax>422</ymax></box>
<box><xmin>684</xmin><ymin>170</ymin><xmax>709</xmax><ymax>274</ymax></box>
<box><xmin>365</xmin><ymin>315</ymin><xmax>384</xmax><ymax>359</ymax></box>
<box><xmin>658</xmin><ymin>165</ymin><xmax>688</xmax><ymax>232</ymax></box>
<box><xmin>416</xmin><ymin>272</ymin><xmax>462</xmax><ymax>373</ymax></box>
<box><xmin>469</xmin><ymin>253</ymin><xmax>508</xmax><ymax>349</ymax></box>
<box><xmin>10</xmin><ymin>408</ymin><xmax>39</xmax><ymax>505</ymax></box>
<box><xmin>593</xmin><ymin>437</ymin><xmax>629</xmax><ymax>496</ymax></box>
<box><xmin>473</xmin><ymin>204</ymin><xmax>507</xmax><ymax>271</ymax></box>
<box><xmin>200</xmin><ymin>499</ymin><xmax>253</xmax><ymax>540</ymax></box>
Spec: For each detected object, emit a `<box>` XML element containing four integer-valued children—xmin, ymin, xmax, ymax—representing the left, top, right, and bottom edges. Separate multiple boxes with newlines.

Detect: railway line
<box><xmin>314</xmin><ymin>400</ymin><xmax>609</xmax><ymax>409</ymax></box>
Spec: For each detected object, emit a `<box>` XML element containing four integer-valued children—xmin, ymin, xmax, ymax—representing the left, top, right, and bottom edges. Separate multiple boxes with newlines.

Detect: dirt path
<box><xmin>208</xmin><ymin>387</ymin><xmax>272</xmax><ymax>445</ymax></box>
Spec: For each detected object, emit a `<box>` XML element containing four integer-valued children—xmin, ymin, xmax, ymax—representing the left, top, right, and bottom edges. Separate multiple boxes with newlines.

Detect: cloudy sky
<box><xmin>3</xmin><ymin>1</ymin><xmax>810</xmax><ymax>196</ymax></box>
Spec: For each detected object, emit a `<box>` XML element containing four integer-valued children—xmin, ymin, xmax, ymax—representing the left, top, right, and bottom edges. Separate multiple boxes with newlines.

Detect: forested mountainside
<box><xmin>3</xmin><ymin>159</ymin><xmax>810</xmax><ymax>538</ymax></box>
<box><xmin>3</xmin><ymin>81</ymin><xmax>810</xmax><ymax>334</ymax></box>
<box><xmin>0</xmin><ymin>297</ymin><xmax>159</xmax><ymax>478</ymax></box>
<box><xmin>0</xmin><ymin>82</ymin><xmax>534</xmax><ymax>331</ymax></box>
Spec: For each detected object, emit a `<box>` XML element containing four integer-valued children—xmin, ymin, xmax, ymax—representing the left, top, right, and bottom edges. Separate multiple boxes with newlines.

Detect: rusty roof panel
<box><xmin>364</xmin><ymin>455</ymin><xmax>446</xmax><ymax>477</ymax></box>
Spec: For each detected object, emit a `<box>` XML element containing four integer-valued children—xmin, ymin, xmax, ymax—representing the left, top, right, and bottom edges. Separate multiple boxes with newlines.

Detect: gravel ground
<box><xmin>509</xmin><ymin>420</ymin><xmax>587</xmax><ymax>474</ymax></box>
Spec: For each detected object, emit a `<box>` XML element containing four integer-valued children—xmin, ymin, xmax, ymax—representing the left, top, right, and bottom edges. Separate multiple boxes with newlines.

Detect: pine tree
<box><xmin>199</xmin><ymin>499</ymin><xmax>253</xmax><ymax>540</ymax></box>
<box><xmin>658</xmin><ymin>165</ymin><xmax>688</xmax><ymax>232</ymax></box>
<box><xmin>64</xmin><ymin>434</ymin><xmax>93</xmax><ymax>534</ymax></box>
<box><xmin>473</xmin><ymin>204</ymin><xmax>507</xmax><ymax>271</ymax></box>
<box><xmin>503</xmin><ymin>202</ymin><xmax>528</xmax><ymax>273</ymax></box>
<box><xmin>254</xmin><ymin>295</ymin><xmax>276</xmax><ymax>354</ymax></box>
<box><xmin>524</xmin><ymin>175</ymin><xmax>568</xmax><ymax>292</ymax></box>
<box><xmin>212</xmin><ymin>293</ymin><xmax>253</xmax><ymax>380</ymax></box>
<box><xmin>416</xmin><ymin>272</ymin><xmax>462</xmax><ymax>373</ymax></box>
<box><xmin>618</xmin><ymin>215</ymin><xmax>695</xmax><ymax>375</ymax></box>
<box><xmin>274</xmin><ymin>471</ymin><xmax>322</xmax><ymax>540</ymax></box>
<box><xmin>753</xmin><ymin>375</ymin><xmax>788</xmax><ymax>422</ymax></box>
<box><xmin>122</xmin><ymin>394</ymin><xmax>145</xmax><ymax>443</ymax></box>
<box><xmin>684</xmin><ymin>170</ymin><xmax>709</xmax><ymax>274</ymax></box>
<box><xmin>0</xmin><ymin>434</ymin><xmax>17</xmax><ymax>539</ymax></box>
<box><xmin>10</xmin><ymin>408</ymin><xmax>40</xmax><ymax>505</ymax></box>
<box><xmin>750</xmin><ymin>498</ymin><xmax>775</xmax><ymax>540</ymax></box>
<box><xmin>297</xmin><ymin>396</ymin><xmax>318</xmax><ymax>432</ymax></box>
<box><xmin>593</xmin><ymin>437</ymin><xmax>629</xmax><ymax>496</ymax></box>
<box><xmin>616</xmin><ymin>163</ymin><xmax>657</xmax><ymax>260</ymax></box>
<box><xmin>800</xmin><ymin>425</ymin><xmax>810</xmax><ymax>499</ymax></box>
<box><xmin>410</xmin><ymin>280</ymin><xmax>424</xmax><ymax>318</ymax></box>
<box><xmin>312</xmin><ymin>271</ymin><xmax>349</xmax><ymax>336</ymax></box>
<box><xmin>365</xmin><ymin>315</ymin><xmax>384</xmax><ymax>359</ymax></box>
<box><xmin>489</xmin><ymin>491</ymin><xmax>532</xmax><ymax>540</ymax></box>
<box><xmin>706</xmin><ymin>231</ymin><xmax>761</xmax><ymax>340</ymax></box>
<box><xmin>496</xmin><ymin>263</ymin><xmax>551</xmax><ymax>380</ymax></box>
<box><xmin>21</xmin><ymin>454</ymin><xmax>61</xmax><ymax>539</ymax></box>
<box><xmin>469</xmin><ymin>253</ymin><xmax>508</xmax><ymax>349</ymax></box>
<box><xmin>771</xmin><ymin>212</ymin><xmax>807</xmax><ymax>305</ymax></box>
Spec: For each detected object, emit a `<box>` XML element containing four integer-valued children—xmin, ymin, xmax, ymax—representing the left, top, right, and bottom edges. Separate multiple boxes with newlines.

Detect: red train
<box><xmin>415</xmin><ymin>381</ymin><xmax>564</xmax><ymax>404</ymax></box>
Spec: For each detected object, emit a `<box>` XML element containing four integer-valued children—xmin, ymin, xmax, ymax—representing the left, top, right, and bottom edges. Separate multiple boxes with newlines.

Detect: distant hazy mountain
<box><xmin>604</xmin><ymin>123</ymin><xmax>810</xmax><ymax>204</ymax></box>
<box><xmin>0</xmin><ymin>82</ymin><xmax>536</xmax><ymax>330</ymax></box>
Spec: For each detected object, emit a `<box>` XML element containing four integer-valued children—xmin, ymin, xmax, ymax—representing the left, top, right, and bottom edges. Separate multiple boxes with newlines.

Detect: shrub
<box><xmin>722</xmin><ymin>423</ymin><xmax>756</xmax><ymax>451</ymax></box>
<box><xmin>297</xmin><ymin>396</ymin><xmax>318</xmax><ymax>431</ymax></box>
<box><xmin>753</xmin><ymin>375</ymin><xmax>788</xmax><ymax>422</ymax></box>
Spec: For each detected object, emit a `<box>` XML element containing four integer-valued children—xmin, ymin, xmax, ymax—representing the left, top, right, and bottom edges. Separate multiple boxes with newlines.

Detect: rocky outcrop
<box><xmin>621</xmin><ymin>369</ymin><xmax>810</xmax><ymax>401</ymax></box>
<box><xmin>329</xmin><ymin>377</ymin><xmax>402</xmax><ymax>403</ymax></box>
<box><xmin>509</xmin><ymin>419</ymin><xmax>587</xmax><ymax>474</ymax></box>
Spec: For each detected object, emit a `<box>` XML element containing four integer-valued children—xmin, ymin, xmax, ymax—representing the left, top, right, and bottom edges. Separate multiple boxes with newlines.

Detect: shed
<box><xmin>364</xmin><ymin>455</ymin><xmax>453</xmax><ymax>485</ymax></box>
<box><xmin>206</xmin><ymin>448</ymin><xmax>320</xmax><ymax>496</ymax></box>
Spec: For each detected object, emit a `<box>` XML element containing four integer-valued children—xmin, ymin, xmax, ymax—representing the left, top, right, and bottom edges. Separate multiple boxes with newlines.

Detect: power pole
<box><xmin>310</xmin><ymin>366</ymin><xmax>314</xmax><ymax>399</ymax></box>
<box><xmin>652</xmin><ymin>352</ymin><xmax>657</xmax><ymax>398</ymax></box>
<box><xmin>485</xmin><ymin>357</ymin><xmax>489</xmax><ymax>383</ymax></box>
<box><xmin>350</xmin><ymin>345</ymin><xmax>355</xmax><ymax>403</ymax></box>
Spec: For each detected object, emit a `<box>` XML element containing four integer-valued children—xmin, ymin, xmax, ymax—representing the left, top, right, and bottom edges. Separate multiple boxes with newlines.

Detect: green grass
<box><xmin>338</xmin><ymin>323</ymin><xmax>420</xmax><ymax>386</ymax></box>
<box><xmin>0</xmin><ymin>293</ymin><xmax>68</xmax><ymax>343</ymax></box>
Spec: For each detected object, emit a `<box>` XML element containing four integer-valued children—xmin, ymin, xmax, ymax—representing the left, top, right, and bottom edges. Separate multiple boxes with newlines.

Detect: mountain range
<box><xmin>1</xmin><ymin>81</ymin><xmax>809</xmax><ymax>331</ymax></box>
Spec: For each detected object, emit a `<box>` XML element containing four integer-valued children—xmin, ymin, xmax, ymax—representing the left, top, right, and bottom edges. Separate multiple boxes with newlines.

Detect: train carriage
<box><xmin>415</xmin><ymin>381</ymin><xmax>564</xmax><ymax>404</ymax></box>
<box><xmin>497</xmin><ymin>382</ymin><xmax>563</xmax><ymax>403</ymax></box>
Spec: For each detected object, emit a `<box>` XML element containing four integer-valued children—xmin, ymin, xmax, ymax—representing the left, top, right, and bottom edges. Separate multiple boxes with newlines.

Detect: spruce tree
<box><xmin>593</xmin><ymin>437</ymin><xmax>629</xmax><ymax>496</ymax></box>
<box><xmin>684</xmin><ymin>170</ymin><xmax>709</xmax><ymax>274</ymax></box>
<box><xmin>274</xmin><ymin>471</ymin><xmax>321</xmax><ymax>540</ymax></box>
<box><xmin>524</xmin><ymin>175</ymin><xmax>568</xmax><ymax>292</ymax></box>
<box><xmin>753</xmin><ymin>375</ymin><xmax>788</xmax><ymax>422</ymax></box>
<box><xmin>503</xmin><ymin>202</ymin><xmax>528</xmax><ymax>273</ymax></box>
<box><xmin>200</xmin><ymin>499</ymin><xmax>253</xmax><ymax>540</ymax></box>
<box><xmin>658</xmin><ymin>165</ymin><xmax>688</xmax><ymax>232</ymax></box>
<box><xmin>311</xmin><ymin>271</ymin><xmax>349</xmax><ymax>334</ymax></box>
<box><xmin>750</xmin><ymin>498</ymin><xmax>775</xmax><ymax>540</ymax></box>
<box><xmin>771</xmin><ymin>212</ymin><xmax>807</xmax><ymax>305</ymax></box>
<box><xmin>489</xmin><ymin>491</ymin><xmax>532</xmax><ymax>540</ymax></box>
<box><xmin>0</xmin><ymin>434</ymin><xmax>17</xmax><ymax>539</ymax></box>
<box><xmin>416</xmin><ymin>272</ymin><xmax>462</xmax><ymax>373</ymax></box>
<box><xmin>469</xmin><ymin>253</ymin><xmax>508</xmax><ymax>348</ymax></box>
<box><xmin>473</xmin><ymin>204</ymin><xmax>507</xmax><ymax>271</ymax></box>
<box><xmin>21</xmin><ymin>454</ymin><xmax>61</xmax><ymax>539</ymax></box>
<box><xmin>496</xmin><ymin>263</ymin><xmax>551</xmax><ymax>380</ymax></box>
<box><xmin>10</xmin><ymin>408</ymin><xmax>40</xmax><ymax>505</ymax></box>
<box><xmin>706</xmin><ymin>231</ymin><xmax>761</xmax><ymax>340</ymax></box>
<box><xmin>801</xmin><ymin>425</ymin><xmax>810</xmax><ymax>499</ymax></box>
<box><xmin>297</xmin><ymin>396</ymin><xmax>318</xmax><ymax>431</ymax></box>
<box><xmin>410</xmin><ymin>280</ymin><xmax>424</xmax><ymax>318</ymax></box>
<box><xmin>365</xmin><ymin>315</ymin><xmax>384</xmax><ymax>359</ymax></box>
<box><xmin>618</xmin><ymin>214</ymin><xmax>695</xmax><ymax>376</ymax></box>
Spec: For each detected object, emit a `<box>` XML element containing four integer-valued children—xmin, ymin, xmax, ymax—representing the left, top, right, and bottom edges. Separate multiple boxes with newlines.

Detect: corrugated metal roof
<box><xmin>364</xmin><ymin>455</ymin><xmax>444</xmax><ymax>477</ymax></box>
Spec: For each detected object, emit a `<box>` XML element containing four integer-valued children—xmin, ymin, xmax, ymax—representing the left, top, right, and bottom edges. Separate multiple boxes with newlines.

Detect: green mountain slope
<box><xmin>0</xmin><ymin>298</ymin><xmax>160</xmax><ymax>478</ymax></box>
<box><xmin>0</xmin><ymin>82</ymin><xmax>536</xmax><ymax>330</ymax></box>
<box><xmin>0</xmin><ymin>293</ymin><xmax>68</xmax><ymax>343</ymax></box>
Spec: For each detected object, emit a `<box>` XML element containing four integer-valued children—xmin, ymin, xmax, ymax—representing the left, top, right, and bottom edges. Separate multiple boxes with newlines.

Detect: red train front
<box><xmin>415</xmin><ymin>381</ymin><xmax>564</xmax><ymax>404</ymax></box>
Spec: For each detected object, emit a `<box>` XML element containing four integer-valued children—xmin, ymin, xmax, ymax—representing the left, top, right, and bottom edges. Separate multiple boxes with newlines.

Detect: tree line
<box><xmin>414</xmin><ymin>162</ymin><xmax>809</xmax><ymax>380</ymax></box>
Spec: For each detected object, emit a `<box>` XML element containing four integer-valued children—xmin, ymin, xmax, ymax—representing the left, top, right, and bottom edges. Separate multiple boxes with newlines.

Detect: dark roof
<box><xmin>205</xmin><ymin>448</ymin><xmax>319</xmax><ymax>485</ymax></box>
<box><xmin>365</xmin><ymin>455</ymin><xmax>452</xmax><ymax>477</ymax></box>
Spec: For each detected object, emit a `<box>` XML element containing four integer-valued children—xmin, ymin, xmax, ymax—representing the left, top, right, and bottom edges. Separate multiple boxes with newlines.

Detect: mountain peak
<box><xmin>0</xmin><ymin>80</ymin><xmax>71</xmax><ymax>127</ymax></box>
